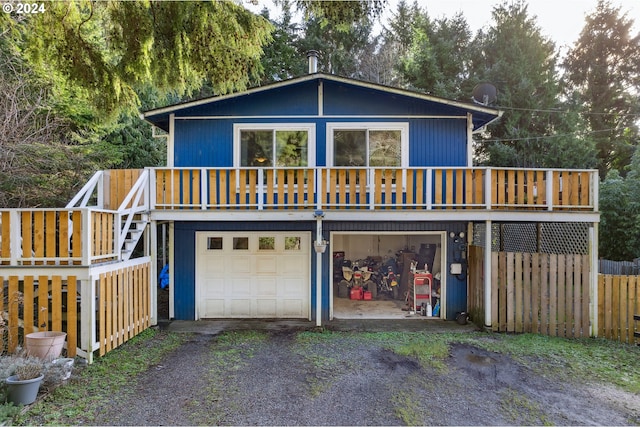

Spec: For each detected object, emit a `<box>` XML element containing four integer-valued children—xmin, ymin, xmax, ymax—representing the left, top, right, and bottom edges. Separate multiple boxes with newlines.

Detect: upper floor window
<box><xmin>234</xmin><ymin>124</ymin><xmax>315</xmax><ymax>167</ymax></box>
<box><xmin>327</xmin><ymin>123</ymin><xmax>408</xmax><ymax>167</ymax></box>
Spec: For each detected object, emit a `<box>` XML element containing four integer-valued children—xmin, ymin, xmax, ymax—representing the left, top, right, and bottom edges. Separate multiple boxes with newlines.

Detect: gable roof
<box><xmin>142</xmin><ymin>73</ymin><xmax>502</xmax><ymax>132</ymax></box>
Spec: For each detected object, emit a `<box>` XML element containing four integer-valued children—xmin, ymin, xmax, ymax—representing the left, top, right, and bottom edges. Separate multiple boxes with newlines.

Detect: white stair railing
<box><xmin>66</xmin><ymin>171</ymin><xmax>104</xmax><ymax>208</ymax></box>
<box><xmin>116</xmin><ymin>170</ymin><xmax>150</xmax><ymax>261</ymax></box>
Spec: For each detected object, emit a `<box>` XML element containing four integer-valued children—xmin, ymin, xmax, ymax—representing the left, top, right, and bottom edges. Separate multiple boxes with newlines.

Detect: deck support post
<box><xmin>484</xmin><ymin>219</ymin><xmax>492</xmax><ymax>328</ymax></box>
<box><xmin>149</xmin><ymin>220</ymin><xmax>158</xmax><ymax>326</ymax></box>
<box><xmin>590</xmin><ymin>223</ymin><xmax>598</xmax><ymax>336</ymax></box>
<box><xmin>315</xmin><ymin>216</ymin><xmax>324</xmax><ymax>327</ymax></box>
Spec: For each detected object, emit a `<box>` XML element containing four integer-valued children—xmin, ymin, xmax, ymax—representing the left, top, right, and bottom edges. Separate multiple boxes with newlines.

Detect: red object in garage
<box><xmin>363</xmin><ymin>291</ymin><xmax>372</xmax><ymax>300</ymax></box>
<box><xmin>350</xmin><ymin>287</ymin><xmax>364</xmax><ymax>300</ymax></box>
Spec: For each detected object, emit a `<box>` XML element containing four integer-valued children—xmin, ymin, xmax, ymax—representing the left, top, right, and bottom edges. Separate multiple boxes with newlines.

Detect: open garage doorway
<box><xmin>330</xmin><ymin>232</ymin><xmax>446</xmax><ymax>320</ymax></box>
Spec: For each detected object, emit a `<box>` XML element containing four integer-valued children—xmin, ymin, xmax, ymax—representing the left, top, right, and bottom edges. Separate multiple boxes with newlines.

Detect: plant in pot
<box><xmin>1</xmin><ymin>355</ymin><xmax>45</xmax><ymax>405</ymax></box>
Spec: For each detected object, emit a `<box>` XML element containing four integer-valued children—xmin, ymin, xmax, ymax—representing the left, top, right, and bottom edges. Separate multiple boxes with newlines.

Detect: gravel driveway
<box><xmin>89</xmin><ymin>321</ymin><xmax>638</xmax><ymax>426</ymax></box>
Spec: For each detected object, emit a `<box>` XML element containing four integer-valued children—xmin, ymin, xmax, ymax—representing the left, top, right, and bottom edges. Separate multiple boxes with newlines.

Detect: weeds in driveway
<box><xmin>13</xmin><ymin>328</ymin><xmax>187</xmax><ymax>426</ymax></box>
<box><xmin>191</xmin><ymin>330</ymin><xmax>269</xmax><ymax>425</ymax></box>
<box><xmin>462</xmin><ymin>333</ymin><xmax>640</xmax><ymax>394</ymax></box>
<box><xmin>9</xmin><ymin>328</ymin><xmax>640</xmax><ymax>425</ymax></box>
<box><xmin>499</xmin><ymin>387</ymin><xmax>552</xmax><ymax>426</ymax></box>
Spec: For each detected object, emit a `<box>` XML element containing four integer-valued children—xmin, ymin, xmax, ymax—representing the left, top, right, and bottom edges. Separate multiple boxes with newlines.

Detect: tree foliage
<box><xmin>598</xmin><ymin>146</ymin><xmax>640</xmax><ymax>260</ymax></box>
<box><xmin>399</xmin><ymin>11</ymin><xmax>472</xmax><ymax>99</ymax></box>
<box><xmin>0</xmin><ymin>40</ymin><xmax>118</xmax><ymax>207</ymax></box>
<box><xmin>466</xmin><ymin>1</ymin><xmax>596</xmax><ymax>169</ymax></box>
<box><xmin>563</xmin><ymin>0</ymin><xmax>640</xmax><ymax>178</ymax></box>
<box><xmin>7</xmin><ymin>0</ymin><xmax>273</xmax><ymax>119</ymax></box>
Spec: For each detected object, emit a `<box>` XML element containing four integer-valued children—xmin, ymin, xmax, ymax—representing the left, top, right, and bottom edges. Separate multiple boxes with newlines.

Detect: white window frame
<box><xmin>326</xmin><ymin>122</ymin><xmax>409</xmax><ymax>167</ymax></box>
<box><xmin>233</xmin><ymin>123</ymin><xmax>316</xmax><ymax>168</ymax></box>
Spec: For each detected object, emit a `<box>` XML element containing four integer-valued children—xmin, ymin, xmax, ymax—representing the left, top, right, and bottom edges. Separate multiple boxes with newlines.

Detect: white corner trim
<box><xmin>167</xmin><ymin>114</ymin><xmax>175</xmax><ymax>167</ymax></box>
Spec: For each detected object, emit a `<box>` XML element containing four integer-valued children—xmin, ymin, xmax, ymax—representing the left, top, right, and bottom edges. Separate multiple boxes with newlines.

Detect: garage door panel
<box><xmin>230</xmin><ymin>257</ymin><xmax>252</xmax><ymax>274</ymax></box>
<box><xmin>281</xmin><ymin>299</ymin><xmax>303</xmax><ymax>317</ymax></box>
<box><xmin>201</xmin><ymin>299</ymin><xmax>225</xmax><ymax>318</ymax></box>
<box><xmin>256</xmin><ymin>277</ymin><xmax>277</xmax><ymax>296</ymax></box>
<box><xmin>256</xmin><ymin>256</ymin><xmax>278</xmax><ymax>274</ymax></box>
<box><xmin>229</xmin><ymin>299</ymin><xmax>252</xmax><ymax>316</ymax></box>
<box><xmin>281</xmin><ymin>277</ymin><xmax>305</xmax><ymax>295</ymax></box>
<box><xmin>197</xmin><ymin>232</ymin><xmax>309</xmax><ymax>320</ymax></box>
<box><xmin>277</xmin><ymin>255</ymin><xmax>306</xmax><ymax>275</ymax></box>
<box><xmin>202</xmin><ymin>278</ymin><xmax>224</xmax><ymax>296</ymax></box>
<box><xmin>232</xmin><ymin>278</ymin><xmax>252</xmax><ymax>295</ymax></box>
<box><xmin>256</xmin><ymin>299</ymin><xmax>277</xmax><ymax>317</ymax></box>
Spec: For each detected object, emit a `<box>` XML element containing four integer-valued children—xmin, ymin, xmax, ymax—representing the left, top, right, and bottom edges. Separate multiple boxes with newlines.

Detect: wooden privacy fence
<box><xmin>97</xmin><ymin>261</ymin><xmax>151</xmax><ymax>356</ymax></box>
<box><xmin>467</xmin><ymin>247</ymin><xmax>591</xmax><ymax>338</ymax></box>
<box><xmin>598</xmin><ymin>274</ymin><xmax>639</xmax><ymax>344</ymax></box>
<box><xmin>0</xmin><ymin>275</ymin><xmax>78</xmax><ymax>357</ymax></box>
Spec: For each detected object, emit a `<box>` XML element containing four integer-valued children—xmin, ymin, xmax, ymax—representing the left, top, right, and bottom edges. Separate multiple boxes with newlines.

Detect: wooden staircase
<box><xmin>66</xmin><ymin>169</ymin><xmax>149</xmax><ymax>262</ymax></box>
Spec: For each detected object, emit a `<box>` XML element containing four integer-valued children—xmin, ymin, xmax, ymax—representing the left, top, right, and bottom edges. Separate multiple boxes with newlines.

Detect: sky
<box><xmin>244</xmin><ymin>0</ymin><xmax>640</xmax><ymax>53</ymax></box>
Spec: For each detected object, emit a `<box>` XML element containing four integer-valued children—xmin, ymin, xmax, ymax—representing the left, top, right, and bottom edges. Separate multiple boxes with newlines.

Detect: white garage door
<box><xmin>196</xmin><ymin>232</ymin><xmax>310</xmax><ymax>319</ymax></box>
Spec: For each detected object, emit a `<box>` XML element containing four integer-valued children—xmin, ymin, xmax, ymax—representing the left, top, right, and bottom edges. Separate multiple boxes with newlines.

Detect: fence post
<box><xmin>546</xmin><ymin>170</ymin><xmax>554</xmax><ymax>211</ymax></box>
<box><xmin>257</xmin><ymin>169</ymin><xmax>264</xmax><ymax>210</ymax></box>
<box><xmin>200</xmin><ymin>168</ymin><xmax>208</xmax><ymax>210</ymax></box>
<box><xmin>82</xmin><ymin>209</ymin><xmax>92</xmax><ymax>265</ymax></box>
<box><xmin>484</xmin><ymin>168</ymin><xmax>492</xmax><ymax>210</ymax></box>
<box><xmin>369</xmin><ymin>169</ymin><xmax>376</xmax><ymax>210</ymax></box>
<box><xmin>80</xmin><ymin>276</ymin><xmax>96</xmax><ymax>364</ymax></box>
<box><xmin>426</xmin><ymin>168</ymin><xmax>433</xmax><ymax>210</ymax></box>
<box><xmin>591</xmin><ymin>170</ymin><xmax>599</xmax><ymax>212</ymax></box>
<box><xmin>590</xmin><ymin>224</ymin><xmax>599</xmax><ymax>336</ymax></box>
<box><xmin>9</xmin><ymin>210</ymin><xmax>20</xmax><ymax>265</ymax></box>
<box><xmin>484</xmin><ymin>220</ymin><xmax>492</xmax><ymax>328</ymax></box>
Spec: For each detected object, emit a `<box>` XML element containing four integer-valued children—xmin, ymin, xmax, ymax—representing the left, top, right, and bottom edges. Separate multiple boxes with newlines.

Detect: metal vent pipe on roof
<box><xmin>307</xmin><ymin>50</ymin><xmax>319</xmax><ymax>74</ymax></box>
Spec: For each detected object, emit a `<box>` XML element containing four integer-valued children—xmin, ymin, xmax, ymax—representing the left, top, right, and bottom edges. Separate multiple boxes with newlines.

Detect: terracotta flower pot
<box><xmin>25</xmin><ymin>331</ymin><xmax>67</xmax><ymax>361</ymax></box>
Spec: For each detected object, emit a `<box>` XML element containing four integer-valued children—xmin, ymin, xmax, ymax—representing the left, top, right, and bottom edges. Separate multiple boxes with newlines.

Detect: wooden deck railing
<box><xmin>0</xmin><ymin>208</ymin><xmax>118</xmax><ymax>266</ymax></box>
<box><xmin>151</xmin><ymin>167</ymin><xmax>597</xmax><ymax>212</ymax></box>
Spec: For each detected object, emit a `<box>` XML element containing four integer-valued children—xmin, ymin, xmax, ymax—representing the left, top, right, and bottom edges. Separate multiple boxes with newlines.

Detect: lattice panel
<box><xmin>473</xmin><ymin>222</ymin><xmax>590</xmax><ymax>255</ymax></box>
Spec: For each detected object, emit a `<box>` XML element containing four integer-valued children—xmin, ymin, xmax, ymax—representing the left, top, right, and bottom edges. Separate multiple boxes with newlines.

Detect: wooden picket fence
<box><xmin>97</xmin><ymin>261</ymin><xmax>151</xmax><ymax>356</ymax></box>
<box><xmin>598</xmin><ymin>274</ymin><xmax>640</xmax><ymax>344</ymax></box>
<box><xmin>1</xmin><ymin>275</ymin><xmax>78</xmax><ymax>357</ymax></box>
<box><xmin>468</xmin><ymin>247</ymin><xmax>591</xmax><ymax>338</ymax></box>
<box><xmin>0</xmin><ymin>258</ymin><xmax>151</xmax><ymax>361</ymax></box>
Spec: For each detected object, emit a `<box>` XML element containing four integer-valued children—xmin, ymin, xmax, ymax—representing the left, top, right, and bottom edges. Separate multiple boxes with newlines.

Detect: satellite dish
<box><xmin>472</xmin><ymin>83</ymin><xmax>497</xmax><ymax>106</ymax></box>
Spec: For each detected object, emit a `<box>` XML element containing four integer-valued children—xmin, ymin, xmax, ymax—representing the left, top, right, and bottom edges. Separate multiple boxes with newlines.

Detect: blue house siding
<box><xmin>322</xmin><ymin>81</ymin><xmax>470</xmax><ymax>117</ymax></box>
<box><xmin>174</xmin><ymin>120</ymin><xmax>233</xmax><ymax>167</ymax></box>
<box><xmin>173</xmin><ymin>117</ymin><xmax>468</xmax><ymax>168</ymax></box>
<box><xmin>408</xmin><ymin>119</ymin><xmax>468</xmax><ymax>167</ymax></box>
<box><xmin>174</xmin><ymin>80</ymin><xmax>319</xmax><ymax>117</ymax></box>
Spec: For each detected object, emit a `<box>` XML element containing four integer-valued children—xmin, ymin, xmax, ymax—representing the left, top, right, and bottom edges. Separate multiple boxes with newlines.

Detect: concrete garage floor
<box><xmin>332</xmin><ymin>295</ymin><xmax>430</xmax><ymax>320</ymax></box>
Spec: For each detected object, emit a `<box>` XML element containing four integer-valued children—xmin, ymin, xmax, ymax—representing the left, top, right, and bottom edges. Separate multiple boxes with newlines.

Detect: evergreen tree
<box><xmin>259</xmin><ymin>2</ymin><xmax>306</xmax><ymax>83</ymax></box>
<box><xmin>3</xmin><ymin>0</ymin><xmax>274</xmax><ymax>119</ymax></box>
<box><xmin>563</xmin><ymin>0</ymin><xmax>640</xmax><ymax>178</ymax></box>
<box><xmin>399</xmin><ymin>10</ymin><xmax>472</xmax><ymax>99</ymax></box>
<box><xmin>467</xmin><ymin>1</ymin><xmax>595</xmax><ymax>168</ymax></box>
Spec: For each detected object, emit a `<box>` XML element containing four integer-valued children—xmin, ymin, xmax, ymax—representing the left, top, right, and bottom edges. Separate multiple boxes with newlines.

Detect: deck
<box><xmin>1</xmin><ymin>166</ymin><xmax>598</xmax><ymax>266</ymax></box>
